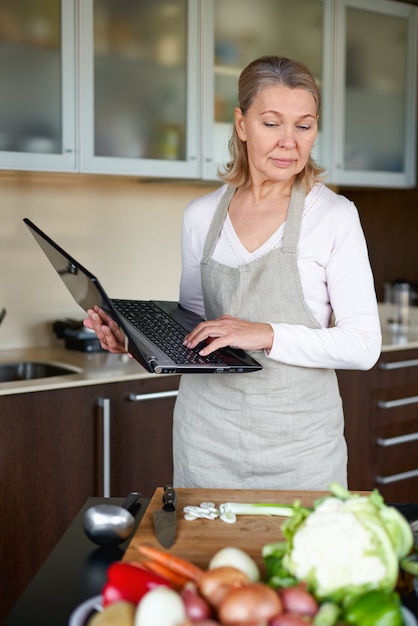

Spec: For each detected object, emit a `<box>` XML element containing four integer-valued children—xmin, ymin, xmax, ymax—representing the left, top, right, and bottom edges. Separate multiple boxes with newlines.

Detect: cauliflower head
<box><xmin>277</xmin><ymin>484</ymin><xmax>413</xmax><ymax>603</ymax></box>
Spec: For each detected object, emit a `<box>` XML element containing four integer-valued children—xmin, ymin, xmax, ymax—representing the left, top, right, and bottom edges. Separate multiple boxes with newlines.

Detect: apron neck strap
<box><xmin>280</xmin><ymin>182</ymin><xmax>306</xmax><ymax>253</ymax></box>
<box><xmin>202</xmin><ymin>181</ymin><xmax>306</xmax><ymax>261</ymax></box>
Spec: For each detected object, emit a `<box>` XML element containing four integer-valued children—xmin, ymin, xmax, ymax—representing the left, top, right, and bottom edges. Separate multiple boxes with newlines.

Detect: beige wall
<box><xmin>0</xmin><ymin>171</ymin><xmax>217</xmax><ymax>350</ymax></box>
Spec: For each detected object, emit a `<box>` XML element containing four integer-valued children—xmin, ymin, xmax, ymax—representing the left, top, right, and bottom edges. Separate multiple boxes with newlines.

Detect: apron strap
<box><xmin>280</xmin><ymin>182</ymin><xmax>306</xmax><ymax>254</ymax></box>
<box><xmin>202</xmin><ymin>185</ymin><xmax>236</xmax><ymax>263</ymax></box>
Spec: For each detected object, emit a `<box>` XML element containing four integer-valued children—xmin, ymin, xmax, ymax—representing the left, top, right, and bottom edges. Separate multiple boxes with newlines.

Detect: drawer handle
<box><xmin>376</xmin><ymin>431</ymin><xmax>418</xmax><ymax>447</ymax></box>
<box><xmin>377</xmin><ymin>395</ymin><xmax>418</xmax><ymax>409</ymax></box>
<box><xmin>379</xmin><ymin>358</ymin><xmax>418</xmax><ymax>370</ymax></box>
<box><xmin>128</xmin><ymin>390</ymin><xmax>178</xmax><ymax>402</ymax></box>
<box><xmin>98</xmin><ymin>398</ymin><xmax>111</xmax><ymax>498</ymax></box>
<box><xmin>376</xmin><ymin>467</ymin><xmax>418</xmax><ymax>485</ymax></box>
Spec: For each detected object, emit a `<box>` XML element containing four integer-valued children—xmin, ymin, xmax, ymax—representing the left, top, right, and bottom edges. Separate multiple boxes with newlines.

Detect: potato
<box><xmin>88</xmin><ymin>600</ymin><xmax>135</xmax><ymax>626</ymax></box>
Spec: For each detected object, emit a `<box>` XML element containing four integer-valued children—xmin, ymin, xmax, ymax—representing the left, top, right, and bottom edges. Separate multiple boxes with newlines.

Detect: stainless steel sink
<box><xmin>0</xmin><ymin>361</ymin><xmax>81</xmax><ymax>383</ymax></box>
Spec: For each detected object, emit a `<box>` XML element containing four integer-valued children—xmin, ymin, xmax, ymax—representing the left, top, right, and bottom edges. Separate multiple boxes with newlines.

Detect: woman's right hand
<box><xmin>83</xmin><ymin>305</ymin><xmax>129</xmax><ymax>355</ymax></box>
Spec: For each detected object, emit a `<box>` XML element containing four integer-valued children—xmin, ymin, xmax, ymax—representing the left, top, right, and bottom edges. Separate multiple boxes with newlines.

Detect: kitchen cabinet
<box><xmin>79</xmin><ymin>0</ymin><xmax>200</xmax><ymax>178</ymax></box>
<box><xmin>0</xmin><ymin>0</ymin><xmax>76</xmax><ymax>172</ymax></box>
<box><xmin>0</xmin><ymin>383</ymin><xmax>107</xmax><ymax>621</ymax></box>
<box><xmin>338</xmin><ymin>347</ymin><xmax>418</xmax><ymax>503</ymax></box>
<box><xmin>326</xmin><ymin>0</ymin><xmax>417</xmax><ymax>188</ymax></box>
<box><xmin>0</xmin><ymin>373</ymin><xmax>180</xmax><ymax>622</ymax></box>
<box><xmin>107</xmin><ymin>376</ymin><xmax>180</xmax><ymax>499</ymax></box>
<box><xmin>0</xmin><ymin>0</ymin><xmax>416</xmax><ymax>187</ymax></box>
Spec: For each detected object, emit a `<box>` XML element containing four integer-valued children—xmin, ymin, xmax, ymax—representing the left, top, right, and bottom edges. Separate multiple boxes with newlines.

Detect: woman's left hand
<box><xmin>183</xmin><ymin>315</ymin><xmax>274</xmax><ymax>356</ymax></box>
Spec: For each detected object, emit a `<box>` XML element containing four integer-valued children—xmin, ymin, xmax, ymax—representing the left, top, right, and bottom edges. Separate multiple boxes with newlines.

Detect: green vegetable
<box><xmin>219</xmin><ymin>501</ymin><xmax>308</xmax><ymax>518</ymax></box>
<box><xmin>262</xmin><ymin>483</ymin><xmax>413</xmax><ymax>606</ymax></box>
<box><xmin>313</xmin><ymin>601</ymin><xmax>341</xmax><ymax>626</ymax></box>
<box><xmin>343</xmin><ymin>589</ymin><xmax>403</xmax><ymax>626</ymax></box>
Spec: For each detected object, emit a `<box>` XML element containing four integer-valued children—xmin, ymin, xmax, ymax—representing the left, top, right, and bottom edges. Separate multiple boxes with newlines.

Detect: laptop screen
<box><xmin>24</xmin><ymin>218</ymin><xmax>107</xmax><ymax>313</ymax></box>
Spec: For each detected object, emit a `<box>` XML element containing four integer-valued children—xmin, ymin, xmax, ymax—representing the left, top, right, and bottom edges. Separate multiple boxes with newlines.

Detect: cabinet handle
<box><xmin>376</xmin><ymin>431</ymin><xmax>418</xmax><ymax>447</ymax></box>
<box><xmin>377</xmin><ymin>395</ymin><xmax>418</xmax><ymax>409</ymax></box>
<box><xmin>128</xmin><ymin>390</ymin><xmax>178</xmax><ymax>402</ymax></box>
<box><xmin>98</xmin><ymin>398</ymin><xmax>111</xmax><ymax>498</ymax></box>
<box><xmin>379</xmin><ymin>358</ymin><xmax>418</xmax><ymax>370</ymax></box>
<box><xmin>376</xmin><ymin>468</ymin><xmax>418</xmax><ymax>485</ymax></box>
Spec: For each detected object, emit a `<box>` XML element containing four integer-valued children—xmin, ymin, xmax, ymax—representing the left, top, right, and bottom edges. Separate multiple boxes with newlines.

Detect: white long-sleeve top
<box><xmin>179</xmin><ymin>182</ymin><xmax>382</xmax><ymax>371</ymax></box>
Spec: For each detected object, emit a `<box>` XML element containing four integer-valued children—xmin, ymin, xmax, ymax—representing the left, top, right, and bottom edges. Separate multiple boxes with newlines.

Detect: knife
<box><xmin>153</xmin><ymin>484</ymin><xmax>177</xmax><ymax>548</ymax></box>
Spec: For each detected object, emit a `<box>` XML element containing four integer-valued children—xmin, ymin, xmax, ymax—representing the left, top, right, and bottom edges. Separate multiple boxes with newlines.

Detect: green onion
<box><xmin>219</xmin><ymin>502</ymin><xmax>308</xmax><ymax>517</ymax></box>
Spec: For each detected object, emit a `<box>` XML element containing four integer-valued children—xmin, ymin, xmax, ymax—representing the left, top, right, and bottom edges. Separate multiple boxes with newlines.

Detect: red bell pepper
<box><xmin>102</xmin><ymin>561</ymin><xmax>172</xmax><ymax>607</ymax></box>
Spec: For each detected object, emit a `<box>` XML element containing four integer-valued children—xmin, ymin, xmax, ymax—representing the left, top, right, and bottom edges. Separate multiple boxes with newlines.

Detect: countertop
<box><xmin>0</xmin><ymin>345</ymin><xmax>155</xmax><ymax>396</ymax></box>
<box><xmin>1</xmin><ymin>304</ymin><xmax>417</xmax><ymax>396</ymax></box>
<box><xmin>2</xmin><ymin>497</ymin><xmax>150</xmax><ymax>626</ymax></box>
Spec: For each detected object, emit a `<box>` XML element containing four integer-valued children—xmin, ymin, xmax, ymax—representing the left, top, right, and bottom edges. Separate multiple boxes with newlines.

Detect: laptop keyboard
<box><xmin>112</xmin><ymin>300</ymin><xmax>224</xmax><ymax>365</ymax></box>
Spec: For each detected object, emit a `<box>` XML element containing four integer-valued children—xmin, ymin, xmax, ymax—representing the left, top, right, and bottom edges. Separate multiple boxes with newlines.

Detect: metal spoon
<box><xmin>83</xmin><ymin>491</ymin><xmax>141</xmax><ymax>546</ymax></box>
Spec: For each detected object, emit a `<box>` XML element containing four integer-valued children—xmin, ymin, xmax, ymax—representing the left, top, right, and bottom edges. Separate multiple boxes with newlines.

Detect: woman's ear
<box><xmin>234</xmin><ymin>107</ymin><xmax>246</xmax><ymax>141</ymax></box>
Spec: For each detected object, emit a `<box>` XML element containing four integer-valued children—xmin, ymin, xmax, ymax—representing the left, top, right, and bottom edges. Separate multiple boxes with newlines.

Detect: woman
<box><xmin>86</xmin><ymin>56</ymin><xmax>381</xmax><ymax>491</ymax></box>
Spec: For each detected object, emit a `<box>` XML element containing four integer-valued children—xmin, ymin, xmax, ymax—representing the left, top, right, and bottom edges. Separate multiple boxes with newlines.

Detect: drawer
<box><xmin>373</xmin><ymin>476</ymin><xmax>418</xmax><ymax>503</ymax></box>
<box><xmin>373</xmin><ymin>421</ymin><xmax>418</xmax><ymax>493</ymax></box>
<box><xmin>375</xmin><ymin>438</ymin><xmax>418</xmax><ymax>476</ymax></box>
<box><xmin>376</xmin><ymin>350</ymin><xmax>418</xmax><ymax>390</ymax></box>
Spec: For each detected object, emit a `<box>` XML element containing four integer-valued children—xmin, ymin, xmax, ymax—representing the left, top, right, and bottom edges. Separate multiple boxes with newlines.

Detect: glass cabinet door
<box><xmin>80</xmin><ymin>0</ymin><xmax>199</xmax><ymax>178</ymax></box>
<box><xmin>0</xmin><ymin>0</ymin><xmax>76</xmax><ymax>171</ymax></box>
<box><xmin>331</xmin><ymin>0</ymin><xmax>417</xmax><ymax>187</ymax></box>
<box><xmin>201</xmin><ymin>0</ymin><xmax>329</xmax><ymax>180</ymax></box>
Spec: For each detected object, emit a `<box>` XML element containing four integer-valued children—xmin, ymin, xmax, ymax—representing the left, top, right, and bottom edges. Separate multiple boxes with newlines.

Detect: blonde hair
<box><xmin>218</xmin><ymin>56</ymin><xmax>325</xmax><ymax>190</ymax></box>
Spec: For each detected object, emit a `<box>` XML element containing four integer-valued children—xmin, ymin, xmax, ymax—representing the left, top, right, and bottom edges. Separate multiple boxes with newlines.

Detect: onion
<box><xmin>218</xmin><ymin>582</ymin><xmax>283</xmax><ymax>626</ymax></box>
<box><xmin>180</xmin><ymin>585</ymin><xmax>212</xmax><ymax>621</ymax></box>
<box><xmin>279</xmin><ymin>585</ymin><xmax>318</xmax><ymax>616</ymax></box>
<box><xmin>209</xmin><ymin>547</ymin><xmax>260</xmax><ymax>583</ymax></box>
<box><xmin>196</xmin><ymin>566</ymin><xmax>250</xmax><ymax>608</ymax></box>
<box><xmin>134</xmin><ymin>586</ymin><xmax>186</xmax><ymax>626</ymax></box>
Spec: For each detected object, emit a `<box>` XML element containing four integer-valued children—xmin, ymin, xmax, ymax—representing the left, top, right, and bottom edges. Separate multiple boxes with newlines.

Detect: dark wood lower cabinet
<box><xmin>109</xmin><ymin>376</ymin><xmax>180</xmax><ymax>499</ymax></box>
<box><xmin>0</xmin><ymin>384</ymin><xmax>108</xmax><ymax>622</ymax></box>
<box><xmin>0</xmin><ymin>374</ymin><xmax>180</xmax><ymax>623</ymax></box>
<box><xmin>338</xmin><ymin>347</ymin><xmax>418</xmax><ymax>503</ymax></box>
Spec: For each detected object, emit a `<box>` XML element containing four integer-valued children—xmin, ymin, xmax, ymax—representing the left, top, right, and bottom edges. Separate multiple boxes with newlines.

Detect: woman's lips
<box><xmin>271</xmin><ymin>157</ymin><xmax>295</xmax><ymax>168</ymax></box>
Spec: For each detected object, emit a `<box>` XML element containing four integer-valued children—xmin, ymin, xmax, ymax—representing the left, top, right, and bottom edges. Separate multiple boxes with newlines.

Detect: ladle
<box><xmin>83</xmin><ymin>491</ymin><xmax>141</xmax><ymax>546</ymax></box>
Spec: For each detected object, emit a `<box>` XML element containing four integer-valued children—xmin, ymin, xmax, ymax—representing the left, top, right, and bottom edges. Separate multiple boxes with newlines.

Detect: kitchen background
<box><xmin>2</xmin><ymin>1</ymin><xmax>418</xmax><ymax>621</ymax></box>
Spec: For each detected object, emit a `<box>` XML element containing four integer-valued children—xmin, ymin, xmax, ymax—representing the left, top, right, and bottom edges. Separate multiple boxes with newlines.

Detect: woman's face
<box><xmin>235</xmin><ymin>84</ymin><xmax>318</xmax><ymax>184</ymax></box>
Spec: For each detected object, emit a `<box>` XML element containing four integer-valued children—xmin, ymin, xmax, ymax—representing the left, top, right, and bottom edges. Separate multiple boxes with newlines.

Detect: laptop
<box><xmin>23</xmin><ymin>218</ymin><xmax>262</xmax><ymax>375</ymax></box>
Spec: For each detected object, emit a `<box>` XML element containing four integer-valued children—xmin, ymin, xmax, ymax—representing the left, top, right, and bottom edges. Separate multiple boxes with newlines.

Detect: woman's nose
<box><xmin>278</xmin><ymin>127</ymin><xmax>296</xmax><ymax>148</ymax></box>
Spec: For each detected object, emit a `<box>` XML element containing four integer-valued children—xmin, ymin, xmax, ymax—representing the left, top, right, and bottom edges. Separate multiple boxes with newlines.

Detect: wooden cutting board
<box><xmin>123</xmin><ymin>488</ymin><xmax>331</xmax><ymax>573</ymax></box>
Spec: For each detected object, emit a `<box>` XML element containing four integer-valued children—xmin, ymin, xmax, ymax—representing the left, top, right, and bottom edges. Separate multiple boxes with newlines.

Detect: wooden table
<box><xmin>123</xmin><ymin>488</ymin><xmax>331</xmax><ymax>572</ymax></box>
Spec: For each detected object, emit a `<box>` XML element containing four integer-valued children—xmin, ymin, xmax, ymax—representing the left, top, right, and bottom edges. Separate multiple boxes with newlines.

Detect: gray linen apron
<box><xmin>173</xmin><ymin>183</ymin><xmax>347</xmax><ymax>490</ymax></box>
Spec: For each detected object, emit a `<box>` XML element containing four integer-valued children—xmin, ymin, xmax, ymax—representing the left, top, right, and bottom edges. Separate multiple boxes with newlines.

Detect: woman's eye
<box><xmin>297</xmin><ymin>125</ymin><xmax>311</xmax><ymax>131</ymax></box>
<box><xmin>264</xmin><ymin>122</ymin><xmax>277</xmax><ymax>128</ymax></box>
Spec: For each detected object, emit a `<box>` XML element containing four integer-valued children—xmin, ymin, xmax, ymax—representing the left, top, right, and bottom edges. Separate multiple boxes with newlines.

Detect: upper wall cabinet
<box><xmin>326</xmin><ymin>0</ymin><xmax>417</xmax><ymax>188</ymax></box>
<box><xmin>0</xmin><ymin>0</ymin><xmax>76</xmax><ymax>171</ymax></box>
<box><xmin>79</xmin><ymin>0</ymin><xmax>200</xmax><ymax>179</ymax></box>
<box><xmin>0</xmin><ymin>0</ymin><xmax>415</xmax><ymax>187</ymax></box>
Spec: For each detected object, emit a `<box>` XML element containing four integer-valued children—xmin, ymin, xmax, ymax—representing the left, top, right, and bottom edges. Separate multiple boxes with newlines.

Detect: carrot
<box><xmin>139</xmin><ymin>559</ymin><xmax>190</xmax><ymax>589</ymax></box>
<box><xmin>137</xmin><ymin>544</ymin><xmax>203</xmax><ymax>582</ymax></box>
